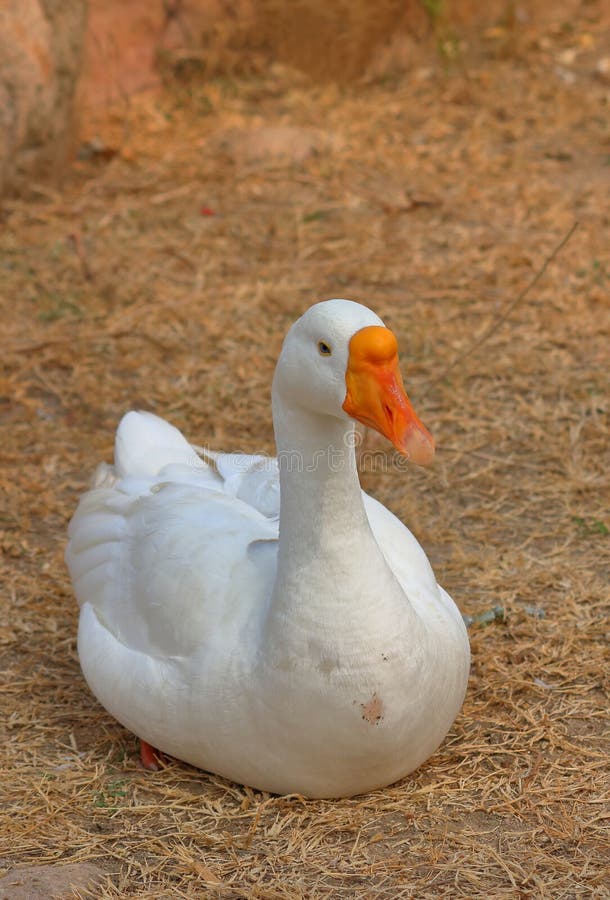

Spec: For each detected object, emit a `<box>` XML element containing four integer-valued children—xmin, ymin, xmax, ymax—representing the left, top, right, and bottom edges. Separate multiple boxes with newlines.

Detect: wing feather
<box><xmin>66</xmin><ymin>412</ymin><xmax>279</xmax><ymax>658</ymax></box>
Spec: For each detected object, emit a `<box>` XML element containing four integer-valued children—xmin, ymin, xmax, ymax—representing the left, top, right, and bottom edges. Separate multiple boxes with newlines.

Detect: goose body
<box><xmin>66</xmin><ymin>299</ymin><xmax>469</xmax><ymax>798</ymax></box>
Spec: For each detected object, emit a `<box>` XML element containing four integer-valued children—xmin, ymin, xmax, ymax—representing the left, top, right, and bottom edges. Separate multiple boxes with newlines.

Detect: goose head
<box><xmin>273</xmin><ymin>299</ymin><xmax>434</xmax><ymax>466</ymax></box>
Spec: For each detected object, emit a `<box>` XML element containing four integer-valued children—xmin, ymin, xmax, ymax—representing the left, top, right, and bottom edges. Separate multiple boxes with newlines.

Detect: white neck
<box><xmin>268</xmin><ymin>387</ymin><xmax>412</xmax><ymax>632</ymax></box>
<box><xmin>274</xmin><ymin>404</ymin><xmax>368</xmax><ymax>556</ymax></box>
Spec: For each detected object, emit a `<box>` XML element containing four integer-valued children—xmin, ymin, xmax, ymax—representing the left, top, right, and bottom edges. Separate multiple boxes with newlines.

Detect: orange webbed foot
<box><xmin>140</xmin><ymin>739</ymin><xmax>166</xmax><ymax>770</ymax></box>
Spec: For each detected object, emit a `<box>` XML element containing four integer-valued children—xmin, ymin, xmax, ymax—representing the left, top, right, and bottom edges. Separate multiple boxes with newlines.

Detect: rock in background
<box><xmin>0</xmin><ymin>0</ymin><xmax>87</xmax><ymax>196</ymax></box>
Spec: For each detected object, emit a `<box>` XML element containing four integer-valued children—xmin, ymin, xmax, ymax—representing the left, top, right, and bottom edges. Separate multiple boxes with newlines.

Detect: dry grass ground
<box><xmin>1</xmin><ymin>5</ymin><xmax>609</xmax><ymax>897</ymax></box>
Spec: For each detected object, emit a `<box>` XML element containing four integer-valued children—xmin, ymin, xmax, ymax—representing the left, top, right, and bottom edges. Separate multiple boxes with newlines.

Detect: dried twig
<box><xmin>68</xmin><ymin>231</ymin><xmax>94</xmax><ymax>282</ymax></box>
<box><xmin>430</xmin><ymin>221</ymin><xmax>579</xmax><ymax>386</ymax></box>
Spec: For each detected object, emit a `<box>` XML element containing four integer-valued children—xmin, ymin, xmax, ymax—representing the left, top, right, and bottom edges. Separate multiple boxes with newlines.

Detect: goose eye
<box><xmin>318</xmin><ymin>341</ymin><xmax>332</xmax><ymax>356</ymax></box>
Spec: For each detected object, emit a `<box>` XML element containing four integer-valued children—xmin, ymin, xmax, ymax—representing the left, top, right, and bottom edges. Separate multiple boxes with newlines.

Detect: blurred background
<box><xmin>2</xmin><ymin>0</ymin><xmax>609</xmax><ymax>193</ymax></box>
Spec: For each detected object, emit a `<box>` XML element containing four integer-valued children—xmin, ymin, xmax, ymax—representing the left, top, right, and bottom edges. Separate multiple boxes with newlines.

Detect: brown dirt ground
<box><xmin>1</xmin><ymin>5</ymin><xmax>609</xmax><ymax>898</ymax></box>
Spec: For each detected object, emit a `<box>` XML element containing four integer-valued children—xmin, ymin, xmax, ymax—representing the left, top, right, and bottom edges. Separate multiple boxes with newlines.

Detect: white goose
<box><xmin>66</xmin><ymin>299</ymin><xmax>469</xmax><ymax>798</ymax></box>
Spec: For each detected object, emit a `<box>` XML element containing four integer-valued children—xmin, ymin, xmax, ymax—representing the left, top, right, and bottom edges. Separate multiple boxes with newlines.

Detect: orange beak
<box><xmin>342</xmin><ymin>326</ymin><xmax>435</xmax><ymax>466</ymax></box>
